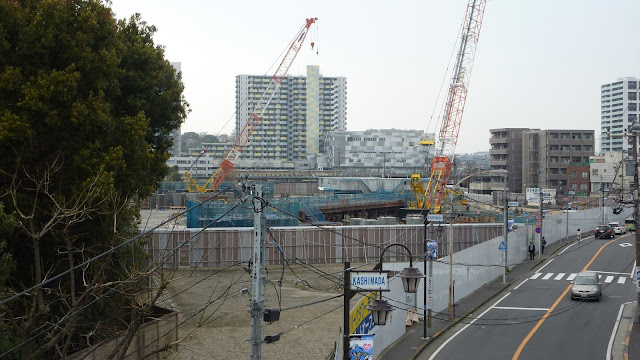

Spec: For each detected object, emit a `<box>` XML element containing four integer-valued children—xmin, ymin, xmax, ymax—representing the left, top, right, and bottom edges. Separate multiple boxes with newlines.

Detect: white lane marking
<box><xmin>631</xmin><ymin>261</ymin><xmax>636</xmax><ymax>278</ymax></box>
<box><xmin>598</xmin><ymin>275</ymin><xmax>602</xmax><ymax>279</ymax></box>
<box><xmin>428</xmin><ymin>292</ymin><xmax>511</xmax><ymax>360</ymax></box>
<box><xmin>567</xmin><ymin>273</ymin><xmax>577</xmax><ymax>281</ymax></box>
<box><xmin>559</xmin><ymin>241</ymin><xmax>579</xmax><ymax>255</ymax></box>
<box><xmin>514</xmin><ymin>278</ymin><xmax>528</xmax><ymax>290</ymax></box>
<box><xmin>554</xmin><ymin>273</ymin><xmax>565</xmax><ymax>280</ymax></box>
<box><xmin>537</xmin><ymin>258</ymin><xmax>554</xmax><ymax>272</ymax></box>
<box><xmin>542</xmin><ymin>273</ymin><xmax>554</xmax><ymax>280</ymax></box>
<box><xmin>620</xmin><ymin>243</ymin><xmax>632</xmax><ymax>247</ymax></box>
<box><xmin>588</xmin><ymin>270</ymin><xmax>633</xmax><ymax>275</ymax></box>
<box><xmin>617</xmin><ymin>277</ymin><xmax>627</xmax><ymax>284</ymax></box>
<box><xmin>605</xmin><ymin>276</ymin><xmax>614</xmax><ymax>283</ymax></box>
<box><xmin>493</xmin><ymin>306</ymin><xmax>549</xmax><ymax>311</ymax></box>
<box><xmin>607</xmin><ymin>302</ymin><xmax>634</xmax><ymax>360</ymax></box>
<box><xmin>530</xmin><ymin>273</ymin><xmax>542</xmax><ymax>280</ymax></box>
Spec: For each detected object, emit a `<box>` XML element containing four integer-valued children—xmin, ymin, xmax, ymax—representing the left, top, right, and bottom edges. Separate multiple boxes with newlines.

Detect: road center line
<box><xmin>493</xmin><ymin>306</ymin><xmax>549</xmax><ymax>311</ymax></box>
<box><xmin>428</xmin><ymin>292</ymin><xmax>511</xmax><ymax>360</ymax></box>
<box><xmin>512</xmin><ymin>237</ymin><xmax>620</xmax><ymax>360</ymax></box>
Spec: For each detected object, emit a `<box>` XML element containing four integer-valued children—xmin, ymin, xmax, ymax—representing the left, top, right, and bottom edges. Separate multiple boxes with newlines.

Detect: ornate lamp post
<box><xmin>365</xmin><ymin>244</ymin><xmax>425</xmax><ymax>326</ymax></box>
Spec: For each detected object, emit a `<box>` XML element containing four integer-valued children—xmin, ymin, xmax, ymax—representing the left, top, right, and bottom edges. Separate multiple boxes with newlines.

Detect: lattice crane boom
<box><xmin>197</xmin><ymin>17</ymin><xmax>317</xmax><ymax>193</ymax></box>
<box><xmin>414</xmin><ymin>0</ymin><xmax>487</xmax><ymax>212</ymax></box>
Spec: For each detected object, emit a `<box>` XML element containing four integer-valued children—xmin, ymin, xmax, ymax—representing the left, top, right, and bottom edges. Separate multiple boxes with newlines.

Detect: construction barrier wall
<box><xmin>147</xmin><ymin>224</ymin><xmax>504</xmax><ymax>268</ymax></box>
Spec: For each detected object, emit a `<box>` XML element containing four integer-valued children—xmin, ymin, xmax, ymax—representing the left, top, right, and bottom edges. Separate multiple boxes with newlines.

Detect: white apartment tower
<box><xmin>235</xmin><ymin>65</ymin><xmax>347</xmax><ymax>166</ymax></box>
<box><xmin>600</xmin><ymin>77</ymin><xmax>639</xmax><ymax>154</ymax></box>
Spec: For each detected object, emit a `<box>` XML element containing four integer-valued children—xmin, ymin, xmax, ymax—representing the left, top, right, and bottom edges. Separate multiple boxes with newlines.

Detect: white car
<box><xmin>608</xmin><ymin>222</ymin><xmax>626</xmax><ymax>235</ymax></box>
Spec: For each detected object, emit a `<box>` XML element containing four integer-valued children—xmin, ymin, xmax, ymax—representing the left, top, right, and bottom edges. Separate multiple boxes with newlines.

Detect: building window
<box><xmin>571</xmin><ymin>171</ymin><xmax>577</xmax><ymax>178</ymax></box>
<box><xmin>630</xmin><ymin>103</ymin><xmax>637</xmax><ymax>111</ymax></box>
<box><xmin>581</xmin><ymin>171</ymin><xmax>588</xmax><ymax>178</ymax></box>
<box><xmin>592</xmin><ymin>169</ymin><xmax>598</xmax><ymax>175</ymax></box>
<box><xmin>629</xmin><ymin>81</ymin><xmax>638</xmax><ymax>89</ymax></box>
<box><xmin>571</xmin><ymin>183</ymin><xmax>577</xmax><ymax>191</ymax></box>
<box><xmin>580</xmin><ymin>183</ymin><xmax>588</xmax><ymax>191</ymax></box>
<box><xmin>630</xmin><ymin>92</ymin><xmax>638</xmax><ymax>101</ymax></box>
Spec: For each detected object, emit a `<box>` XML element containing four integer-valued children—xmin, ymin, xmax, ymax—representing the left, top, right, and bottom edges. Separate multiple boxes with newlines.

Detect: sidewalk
<box><xmin>377</xmin><ymin>236</ymin><xmax>618</xmax><ymax>360</ymax></box>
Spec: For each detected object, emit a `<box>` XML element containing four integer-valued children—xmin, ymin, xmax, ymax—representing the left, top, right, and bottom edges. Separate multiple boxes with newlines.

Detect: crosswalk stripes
<box><xmin>529</xmin><ymin>272</ymin><xmax>630</xmax><ymax>286</ymax></box>
<box><xmin>554</xmin><ymin>273</ymin><xmax>565</xmax><ymax>280</ymax></box>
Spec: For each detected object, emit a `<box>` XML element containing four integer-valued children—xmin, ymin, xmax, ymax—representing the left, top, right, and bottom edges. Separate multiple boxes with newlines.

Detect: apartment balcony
<box><xmin>489</xmin><ymin>148</ymin><xmax>508</xmax><ymax>155</ymax></box>
<box><xmin>489</xmin><ymin>137</ymin><xmax>508</xmax><ymax>145</ymax></box>
<box><xmin>490</xmin><ymin>159</ymin><xmax>508</xmax><ymax>166</ymax></box>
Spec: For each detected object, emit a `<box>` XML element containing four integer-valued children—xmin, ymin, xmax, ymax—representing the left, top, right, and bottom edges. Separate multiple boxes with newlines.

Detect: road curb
<box><xmin>408</xmin><ymin>282</ymin><xmax>511</xmax><ymax>360</ymax></box>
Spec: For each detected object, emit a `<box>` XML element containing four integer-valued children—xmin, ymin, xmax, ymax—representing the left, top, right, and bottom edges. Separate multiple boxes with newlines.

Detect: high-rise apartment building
<box><xmin>323</xmin><ymin>129</ymin><xmax>432</xmax><ymax>177</ymax></box>
<box><xmin>489</xmin><ymin>128</ymin><xmax>529</xmax><ymax>193</ymax></box>
<box><xmin>522</xmin><ymin>130</ymin><xmax>595</xmax><ymax>194</ymax></box>
<box><xmin>600</xmin><ymin>77</ymin><xmax>639</xmax><ymax>154</ymax></box>
<box><xmin>235</xmin><ymin>65</ymin><xmax>346</xmax><ymax>168</ymax></box>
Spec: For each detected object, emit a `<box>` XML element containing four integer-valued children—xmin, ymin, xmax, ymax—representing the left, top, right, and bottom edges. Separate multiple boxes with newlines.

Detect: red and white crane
<box><xmin>187</xmin><ymin>17</ymin><xmax>317</xmax><ymax>193</ymax></box>
<box><xmin>411</xmin><ymin>0</ymin><xmax>487</xmax><ymax>212</ymax></box>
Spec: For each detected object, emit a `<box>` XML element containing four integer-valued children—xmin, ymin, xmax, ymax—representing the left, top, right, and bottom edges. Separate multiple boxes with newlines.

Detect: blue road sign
<box><xmin>498</xmin><ymin>241</ymin><xmax>507</xmax><ymax>251</ymax></box>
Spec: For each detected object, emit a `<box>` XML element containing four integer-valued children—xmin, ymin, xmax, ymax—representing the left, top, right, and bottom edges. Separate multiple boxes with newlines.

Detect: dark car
<box><xmin>595</xmin><ymin>225</ymin><xmax>614</xmax><ymax>239</ymax></box>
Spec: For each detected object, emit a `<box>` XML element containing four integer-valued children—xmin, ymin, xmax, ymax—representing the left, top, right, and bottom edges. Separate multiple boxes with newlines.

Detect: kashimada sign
<box><xmin>526</xmin><ymin>188</ymin><xmax>556</xmax><ymax>205</ymax></box>
<box><xmin>350</xmin><ymin>271</ymin><xmax>389</xmax><ymax>291</ymax></box>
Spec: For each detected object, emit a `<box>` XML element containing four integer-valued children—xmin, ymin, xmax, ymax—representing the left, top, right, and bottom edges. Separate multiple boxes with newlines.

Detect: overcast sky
<box><xmin>110</xmin><ymin>0</ymin><xmax>640</xmax><ymax>154</ymax></box>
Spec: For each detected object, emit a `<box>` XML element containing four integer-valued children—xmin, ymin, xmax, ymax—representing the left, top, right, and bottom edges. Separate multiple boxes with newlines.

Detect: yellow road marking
<box><xmin>512</xmin><ymin>237</ymin><xmax>619</xmax><ymax>359</ymax></box>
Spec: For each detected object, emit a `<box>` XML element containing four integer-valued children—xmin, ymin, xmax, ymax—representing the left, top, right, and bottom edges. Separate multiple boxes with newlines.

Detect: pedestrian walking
<box><xmin>541</xmin><ymin>237</ymin><xmax>546</xmax><ymax>254</ymax></box>
<box><xmin>528</xmin><ymin>242</ymin><xmax>536</xmax><ymax>260</ymax></box>
<box><xmin>577</xmin><ymin>228</ymin><xmax>581</xmax><ymax>241</ymax></box>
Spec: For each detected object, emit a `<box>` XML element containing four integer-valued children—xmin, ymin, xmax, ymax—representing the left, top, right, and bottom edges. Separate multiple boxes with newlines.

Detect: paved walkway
<box><xmin>377</xmin><ymin>236</ymin><xmax>635</xmax><ymax>360</ymax></box>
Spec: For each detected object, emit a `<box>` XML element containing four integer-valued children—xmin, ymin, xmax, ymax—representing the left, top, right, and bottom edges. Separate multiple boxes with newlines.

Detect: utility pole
<box><xmin>539</xmin><ymin>186</ymin><xmax>543</xmax><ymax>259</ymax></box>
<box><xmin>423</xmin><ymin>216</ymin><xmax>428</xmax><ymax>339</ymax></box>
<box><xmin>601</xmin><ymin>175</ymin><xmax>605</xmax><ymax>224</ymax></box>
<box><xmin>633</xmin><ymin>128</ymin><xmax>640</xmax><ymax>322</ymax></box>
<box><xmin>503</xmin><ymin>176</ymin><xmax>508</xmax><ymax>283</ymax></box>
<box><xmin>250</xmin><ymin>185</ymin><xmax>267</xmax><ymax>359</ymax></box>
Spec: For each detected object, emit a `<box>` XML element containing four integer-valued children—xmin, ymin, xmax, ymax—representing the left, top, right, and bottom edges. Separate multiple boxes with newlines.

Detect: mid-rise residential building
<box><xmin>235</xmin><ymin>65</ymin><xmax>347</xmax><ymax>169</ymax></box>
<box><xmin>522</xmin><ymin>130</ymin><xmax>595</xmax><ymax>195</ymax></box>
<box><xmin>322</xmin><ymin>129</ymin><xmax>432</xmax><ymax>177</ymax></box>
<box><xmin>566</xmin><ymin>162</ymin><xmax>590</xmax><ymax>196</ymax></box>
<box><xmin>489</xmin><ymin>128</ymin><xmax>529</xmax><ymax>193</ymax></box>
<box><xmin>600</xmin><ymin>77</ymin><xmax>639</xmax><ymax>154</ymax></box>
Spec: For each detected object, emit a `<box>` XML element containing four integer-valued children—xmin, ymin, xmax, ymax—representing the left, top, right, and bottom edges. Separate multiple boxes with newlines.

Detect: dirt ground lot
<box><xmin>158</xmin><ymin>262</ymin><xmax>364</xmax><ymax>360</ymax></box>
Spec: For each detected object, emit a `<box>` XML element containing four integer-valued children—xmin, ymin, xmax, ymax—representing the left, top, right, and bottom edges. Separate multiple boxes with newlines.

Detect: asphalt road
<box><xmin>417</xmin><ymin>234</ymin><xmax>637</xmax><ymax>360</ymax></box>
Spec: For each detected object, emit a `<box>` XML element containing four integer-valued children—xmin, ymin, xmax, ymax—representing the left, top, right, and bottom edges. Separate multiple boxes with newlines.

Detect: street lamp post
<box><xmin>342</xmin><ymin>244</ymin><xmax>424</xmax><ymax>360</ymax></box>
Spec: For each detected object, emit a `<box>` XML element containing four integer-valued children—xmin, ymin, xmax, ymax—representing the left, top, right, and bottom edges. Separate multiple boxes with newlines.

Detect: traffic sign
<box><xmin>535</xmin><ymin>213</ymin><xmax>542</xmax><ymax>221</ymax></box>
<box><xmin>535</xmin><ymin>228</ymin><xmax>541</xmax><ymax>233</ymax></box>
<box><xmin>498</xmin><ymin>241</ymin><xmax>507</xmax><ymax>251</ymax></box>
<box><xmin>427</xmin><ymin>214</ymin><xmax>444</xmax><ymax>222</ymax></box>
<box><xmin>508</xmin><ymin>201</ymin><xmax>519</xmax><ymax>207</ymax></box>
